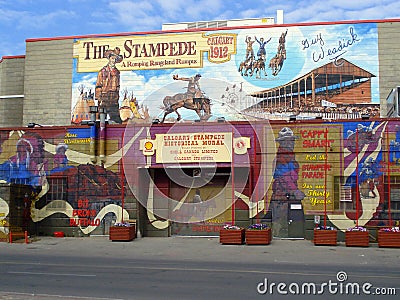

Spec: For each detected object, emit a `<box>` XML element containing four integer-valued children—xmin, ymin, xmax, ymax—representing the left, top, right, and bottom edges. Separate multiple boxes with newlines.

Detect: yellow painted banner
<box><xmin>155</xmin><ymin>132</ymin><xmax>232</xmax><ymax>163</ymax></box>
<box><xmin>297</xmin><ymin>125</ymin><xmax>341</xmax><ymax>212</ymax></box>
<box><xmin>73</xmin><ymin>32</ymin><xmax>237</xmax><ymax>72</ymax></box>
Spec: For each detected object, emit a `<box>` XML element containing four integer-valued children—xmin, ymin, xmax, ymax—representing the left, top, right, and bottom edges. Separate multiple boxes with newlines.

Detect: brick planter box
<box><xmin>378</xmin><ymin>230</ymin><xmax>400</xmax><ymax>248</ymax></box>
<box><xmin>219</xmin><ymin>228</ymin><xmax>245</xmax><ymax>245</ymax></box>
<box><xmin>245</xmin><ymin>228</ymin><xmax>272</xmax><ymax>245</ymax></box>
<box><xmin>109</xmin><ymin>225</ymin><xmax>136</xmax><ymax>241</ymax></box>
<box><xmin>345</xmin><ymin>230</ymin><xmax>369</xmax><ymax>247</ymax></box>
<box><xmin>313</xmin><ymin>229</ymin><xmax>337</xmax><ymax>246</ymax></box>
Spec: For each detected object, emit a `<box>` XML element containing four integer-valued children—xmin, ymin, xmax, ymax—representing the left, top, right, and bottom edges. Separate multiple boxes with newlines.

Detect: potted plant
<box><xmin>313</xmin><ymin>225</ymin><xmax>337</xmax><ymax>246</ymax></box>
<box><xmin>109</xmin><ymin>222</ymin><xmax>136</xmax><ymax>241</ymax></box>
<box><xmin>245</xmin><ymin>223</ymin><xmax>272</xmax><ymax>245</ymax></box>
<box><xmin>219</xmin><ymin>225</ymin><xmax>245</xmax><ymax>245</ymax></box>
<box><xmin>378</xmin><ymin>227</ymin><xmax>400</xmax><ymax>248</ymax></box>
<box><xmin>345</xmin><ymin>226</ymin><xmax>369</xmax><ymax>247</ymax></box>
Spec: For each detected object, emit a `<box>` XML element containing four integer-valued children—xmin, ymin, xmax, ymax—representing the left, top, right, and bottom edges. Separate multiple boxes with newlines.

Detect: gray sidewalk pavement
<box><xmin>2</xmin><ymin>234</ymin><xmax>400</xmax><ymax>266</ymax></box>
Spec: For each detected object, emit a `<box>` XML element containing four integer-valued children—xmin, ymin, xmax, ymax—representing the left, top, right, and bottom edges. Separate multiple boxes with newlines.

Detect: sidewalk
<box><xmin>2</xmin><ymin>235</ymin><xmax>399</xmax><ymax>266</ymax></box>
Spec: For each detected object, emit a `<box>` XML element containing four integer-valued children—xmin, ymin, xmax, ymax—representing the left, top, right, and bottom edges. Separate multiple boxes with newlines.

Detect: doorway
<box><xmin>271</xmin><ymin>201</ymin><xmax>304</xmax><ymax>239</ymax></box>
<box><xmin>168</xmin><ymin>167</ymin><xmax>231</xmax><ymax>236</ymax></box>
<box><xmin>287</xmin><ymin>202</ymin><xmax>305</xmax><ymax>238</ymax></box>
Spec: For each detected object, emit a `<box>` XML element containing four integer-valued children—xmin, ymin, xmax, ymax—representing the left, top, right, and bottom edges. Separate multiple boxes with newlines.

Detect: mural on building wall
<box><xmin>0</xmin><ymin>128</ymin><xmax>129</xmax><ymax>239</ymax></box>
<box><xmin>120</xmin><ymin>119</ymin><xmax>400</xmax><ymax>233</ymax></box>
<box><xmin>271</xmin><ymin>127</ymin><xmax>305</xmax><ymax>203</ymax></box>
<box><xmin>330</xmin><ymin>120</ymin><xmax>387</xmax><ymax>229</ymax></box>
<box><xmin>95</xmin><ymin>47</ymin><xmax>124</xmax><ymax>124</ymax></box>
<box><xmin>123</xmin><ymin>124</ymin><xmax>254</xmax><ymax>231</ymax></box>
<box><xmin>72</xmin><ymin>22</ymin><xmax>380</xmax><ymax>125</ymax></box>
<box><xmin>1</xmin><ymin>120</ymin><xmax>400</xmax><ymax>238</ymax></box>
<box><xmin>266</xmin><ymin>120</ymin><xmax>398</xmax><ymax>231</ymax></box>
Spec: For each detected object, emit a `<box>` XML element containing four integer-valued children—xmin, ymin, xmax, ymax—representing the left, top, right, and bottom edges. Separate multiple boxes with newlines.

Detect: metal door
<box><xmin>288</xmin><ymin>202</ymin><xmax>305</xmax><ymax>238</ymax></box>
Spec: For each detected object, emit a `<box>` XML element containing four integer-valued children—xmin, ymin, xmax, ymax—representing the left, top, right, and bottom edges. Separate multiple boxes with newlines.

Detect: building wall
<box><xmin>378</xmin><ymin>22</ymin><xmax>400</xmax><ymax>117</ymax></box>
<box><xmin>0</xmin><ymin>56</ymin><xmax>25</xmax><ymax>95</ymax></box>
<box><xmin>9</xmin><ymin>19</ymin><xmax>398</xmax><ymax>129</ymax></box>
<box><xmin>0</xmin><ymin>56</ymin><xmax>25</xmax><ymax>127</ymax></box>
<box><xmin>0</xmin><ymin>119</ymin><xmax>399</xmax><ymax>241</ymax></box>
<box><xmin>23</xmin><ymin>39</ymin><xmax>74</xmax><ymax>126</ymax></box>
<box><xmin>0</xmin><ymin>19</ymin><xmax>396</xmax><ymax>130</ymax></box>
<box><xmin>0</xmin><ymin>124</ymin><xmax>138</xmax><ymax>239</ymax></box>
<box><xmin>0</xmin><ymin>97</ymin><xmax>24</xmax><ymax>128</ymax></box>
<box><xmin>2</xmin><ymin>19</ymin><xmax>400</xmax><ymax>241</ymax></box>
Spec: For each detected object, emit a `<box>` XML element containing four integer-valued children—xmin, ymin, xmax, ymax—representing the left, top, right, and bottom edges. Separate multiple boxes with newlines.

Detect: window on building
<box><xmin>334</xmin><ymin>176</ymin><xmax>355</xmax><ymax>211</ymax></box>
<box><xmin>385</xmin><ymin>176</ymin><xmax>400</xmax><ymax>212</ymax></box>
<box><xmin>335</xmin><ymin>175</ymin><xmax>400</xmax><ymax>213</ymax></box>
<box><xmin>44</xmin><ymin>176</ymin><xmax>67</xmax><ymax>203</ymax></box>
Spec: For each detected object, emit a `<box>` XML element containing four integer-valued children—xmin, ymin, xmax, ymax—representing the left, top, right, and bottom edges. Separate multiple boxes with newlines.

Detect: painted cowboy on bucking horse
<box><xmin>269</xmin><ymin>29</ymin><xmax>288</xmax><ymax>76</ymax></box>
<box><xmin>161</xmin><ymin>74</ymin><xmax>211</xmax><ymax>122</ymax></box>
<box><xmin>173</xmin><ymin>74</ymin><xmax>203</xmax><ymax>111</ymax></box>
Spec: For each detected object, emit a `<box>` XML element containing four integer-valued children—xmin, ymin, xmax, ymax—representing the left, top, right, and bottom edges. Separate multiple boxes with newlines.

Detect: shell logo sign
<box><xmin>140</xmin><ymin>139</ymin><xmax>155</xmax><ymax>156</ymax></box>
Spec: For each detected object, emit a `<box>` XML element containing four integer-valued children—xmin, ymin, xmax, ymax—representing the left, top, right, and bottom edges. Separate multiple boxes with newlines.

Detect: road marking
<box><xmin>0</xmin><ymin>291</ymin><xmax>120</xmax><ymax>300</ymax></box>
<box><xmin>3</xmin><ymin>261</ymin><xmax>400</xmax><ymax>280</ymax></box>
<box><xmin>8</xmin><ymin>271</ymin><xmax>96</xmax><ymax>277</ymax></box>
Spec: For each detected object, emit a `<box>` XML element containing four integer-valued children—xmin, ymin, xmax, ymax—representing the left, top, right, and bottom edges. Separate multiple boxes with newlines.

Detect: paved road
<box><xmin>0</xmin><ymin>236</ymin><xmax>399</xmax><ymax>299</ymax></box>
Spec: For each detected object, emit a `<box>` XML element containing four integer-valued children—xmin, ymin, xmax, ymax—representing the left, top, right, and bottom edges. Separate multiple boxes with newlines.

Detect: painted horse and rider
<box><xmin>161</xmin><ymin>74</ymin><xmax>211</xmax><ymax>122</ymax></box>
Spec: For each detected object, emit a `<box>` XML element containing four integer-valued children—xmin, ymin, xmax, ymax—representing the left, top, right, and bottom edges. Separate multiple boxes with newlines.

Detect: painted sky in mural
<box><xmin>72</xmin><ymin>22</ymin><xmax>378</xmax><ymax>122</ymax></box>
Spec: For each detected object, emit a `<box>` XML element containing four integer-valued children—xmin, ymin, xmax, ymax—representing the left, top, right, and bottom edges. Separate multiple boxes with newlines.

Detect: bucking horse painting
<box><xmin>161</xmin><ymin>93</ymin><xmax>212</xmax><ymax>123</ymax></box>
<box><xmin>161</xmin><ymin>74</ymin><xmax>212</xmax><ymax>122</ymax></box>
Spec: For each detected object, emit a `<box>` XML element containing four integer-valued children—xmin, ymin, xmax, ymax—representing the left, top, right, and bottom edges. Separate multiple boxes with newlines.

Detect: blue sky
<box><xmin>1</xmin><ymin>0</ymin><xmax>399</xmax><ymax>57</ymax></box>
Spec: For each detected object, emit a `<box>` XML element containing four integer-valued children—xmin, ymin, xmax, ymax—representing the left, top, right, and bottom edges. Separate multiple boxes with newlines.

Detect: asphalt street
<box><xmin>0</xmin><ymin>236</ymin><xmax>399</xmax><ymax>299</ymax></box>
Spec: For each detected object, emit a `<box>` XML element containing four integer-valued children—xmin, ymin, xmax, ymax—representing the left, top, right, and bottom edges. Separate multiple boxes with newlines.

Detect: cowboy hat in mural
<box><xmin>104</xmin><ymin>47</ymin><xmax>123</xmax><ymax>63</ymax></box>
<box><xmin>275</xmin><ymin>127</ymin><xmax>299</xmax><ymax>141</ymax></box>
<box><xmin>56</xmin><ymin>142</ymin><xmax>68</xmax><ymax>152</ymax></box>
<box><xmin>96</xmin><ymin>47</ymin><xmax>124</xmax><ymax>124</ymax></box>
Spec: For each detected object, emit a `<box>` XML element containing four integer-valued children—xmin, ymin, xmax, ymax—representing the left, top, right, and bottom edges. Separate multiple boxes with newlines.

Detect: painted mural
<box><xmin>72</xmin><ymin>22</ymin><xmax>380</xmax><ymax>125</ymax></box>
<box><xmin>121</xmin><ymin>121</ymin><xmax>272</xmax><ymax>233</ymax></box>
<box><xmin>0</xmin><ymin>128</ymin><xmax>129</xmax><ymax>240</ymax></box>
<box><xmin>120</xmin><ymin>119</ymin><xmax>399</xmax><ymax>234</ymax></box>
<box><xmin>1</xmin><ymin>119</ymin><xmax>400</xmax><ymax>239</ymax></box>
<box><xmin>4</xmin><ymin>20</ymin><xmax>400</xmax><ymax>240</ymax></box>
<box><xmin>267</xmin><ymin>120</ymin><xmax>394</xmax><ymax>231</ymax></box>
<box><xmin>332</xmin><ymin>120</ymin><xmax>387</xmax><ymax>229</ymax></box>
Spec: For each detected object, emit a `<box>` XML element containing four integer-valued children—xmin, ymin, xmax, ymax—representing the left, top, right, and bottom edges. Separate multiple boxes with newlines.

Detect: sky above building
<box><xmin>0</xmin><ymin>0</ymin><xmax>399</xmax><ymax>57</ymax></box>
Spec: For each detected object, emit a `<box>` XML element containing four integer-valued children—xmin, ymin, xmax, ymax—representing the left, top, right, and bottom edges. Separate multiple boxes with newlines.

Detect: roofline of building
<box><xmin>25</xmin><ymin>18</ymin><xmax>400</xmax><ymax>44</ymax></box>
<box><xmin>0</xmin><ymin>55</ymin><xmax>25</xmax><ymax>63</ymax></box>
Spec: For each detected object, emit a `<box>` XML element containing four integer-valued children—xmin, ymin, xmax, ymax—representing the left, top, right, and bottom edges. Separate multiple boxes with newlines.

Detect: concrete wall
<box><xmin>378</xmin><ymin>22</ymin><xmax>400</xmax><ymax>117</ymax></box>
<box><xmin>23</xmin><ymin>39</ymin><xmax>73</xmax><ymax>126</ymax></box>
<box><xmin>0</xmin><ymin>57</ymin><xmax>25</xmax><ymax>95</ymax></box>
<box><xmin>0</xmin><ymin>57</ymin><xmax>25</xmax><ymax>127</ymax></box>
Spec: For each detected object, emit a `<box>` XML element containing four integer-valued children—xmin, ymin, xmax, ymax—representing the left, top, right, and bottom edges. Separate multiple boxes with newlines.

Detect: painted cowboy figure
<box><xmin>271</xmin><ymin>127</ymin><xmax>305</xmax><ymax>202</ymax></box>
<box><xmin>245</xmin><ymin>36</ymin><xmax>255</xmax><ymax>60</ymax></box>
<box><xmin>278</xmin><ymin>29</ymin><xmax>288</xmax><ymax>59</ymax></box>
<box><xmin>173</xmin><ymin>74</ymin><xmax>203</xmax><ymax>110</ymax></box>
<box><xmin>54</xmin><ymin>142</ymin><xmax>69</xmax><ymax>169</ymax></box>
<box><xmin>161</xmin><ymin>74</ymin><xmax>211</xmax><ymax>122</ymax></box>
<box><xmin>95</xmin><ymin>47</ymin><xmax>123</xmax><ymax>124</ymax></box>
